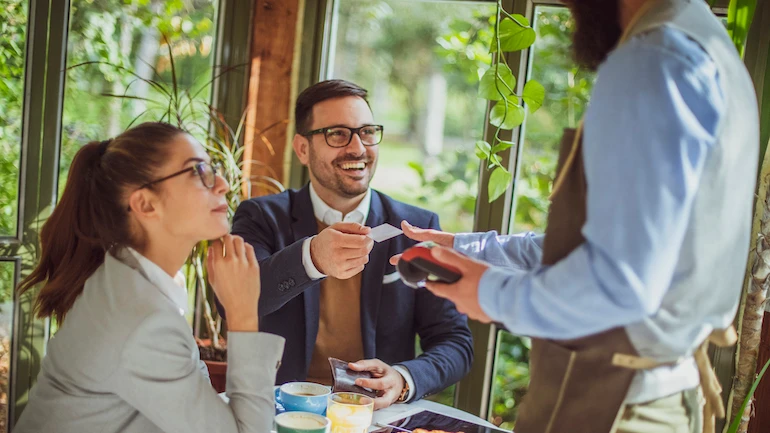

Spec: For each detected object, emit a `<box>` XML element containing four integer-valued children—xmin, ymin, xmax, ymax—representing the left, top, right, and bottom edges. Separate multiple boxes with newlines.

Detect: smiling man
<box><xmin>220</xmin><ymin>80</ymin><xmax>473</xmax><ymax>410</ymax></box>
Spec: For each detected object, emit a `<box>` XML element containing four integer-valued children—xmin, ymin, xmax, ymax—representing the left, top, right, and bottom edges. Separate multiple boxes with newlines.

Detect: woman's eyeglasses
<box><xmin>138</xmin><ymin>161</ymin><xmax>222</xmax><ymax>190</ymax></box>
<box><xmin>127</xmin><ymin>161</ymin><xmax>222</xmax><ymax>211</ymax></box>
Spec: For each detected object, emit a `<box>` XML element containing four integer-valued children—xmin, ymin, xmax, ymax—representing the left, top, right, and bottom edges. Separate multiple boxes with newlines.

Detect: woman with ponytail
<box><xmin>14</xmin><ymin>122</ymin><xmax>283</xmax><ymax>433</ymax></box>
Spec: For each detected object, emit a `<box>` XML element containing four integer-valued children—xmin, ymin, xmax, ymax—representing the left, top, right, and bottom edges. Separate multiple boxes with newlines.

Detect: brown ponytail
<box><xmin>17</xmin><ymin>122</ymin><xmax>186</xmax><ymax>323</ymax></box>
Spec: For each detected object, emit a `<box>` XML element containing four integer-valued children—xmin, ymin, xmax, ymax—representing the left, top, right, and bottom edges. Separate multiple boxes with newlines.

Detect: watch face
<box><xmin>398</xmin><ymin>383</ymin><xmax>409</xmax><ymax>402</ymax></box>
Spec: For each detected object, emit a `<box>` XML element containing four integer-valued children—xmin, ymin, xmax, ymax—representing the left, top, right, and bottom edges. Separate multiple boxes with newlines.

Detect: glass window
<box><xmin>0</xmin><ymin>260</ymin><xmax>17</xmax><ymax>432</ymax></box>
<box><xmin>60</xmin><ymin>0</ymin><xmax>220</xmax><ymax>195</ymax></box>
<box><xmin>328</xmin><ymin>0</ymin><xmax>495</xmax><ymax>234</ymax></box>
<box><xmin>327</xmin><ymin>0</ymin><xmax>496</xmax><ymax>405</ymax></box>
<box><xmin>490</xmin><ymin>6</ymin><xmax>595</xmax><ymax>429</ymax></box>
<box><xmin>508</xmin><ymin>6</ymin><xmax>594</xmax><ymax>235</ymax></box>
<box><xmin>0</xmin><ymin>0</ymin><xmax>28</xmax><ymax>237</ymax></box>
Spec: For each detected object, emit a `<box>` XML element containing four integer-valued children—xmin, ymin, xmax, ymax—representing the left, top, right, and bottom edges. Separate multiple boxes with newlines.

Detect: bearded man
<box><xmin>396</xmin><ymin>0</ymin><xmax>760</xmax><ymax>431</ymax></box>
<box><xmin>218</xmin><ymin>79</ymin><xmax>473</xmax><ymax>410</ymax></box>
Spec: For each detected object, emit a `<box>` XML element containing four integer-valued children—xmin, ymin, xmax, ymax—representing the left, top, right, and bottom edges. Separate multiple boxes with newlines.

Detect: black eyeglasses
<box><xmin>138</xmin><ymin>161</ymin><xmax>222</xmax><ymax>190</ymax></box>
<box><xmin>304</xmin><ymin>125</ymin><xmax>384</xmax><ymax>148</ymax></box>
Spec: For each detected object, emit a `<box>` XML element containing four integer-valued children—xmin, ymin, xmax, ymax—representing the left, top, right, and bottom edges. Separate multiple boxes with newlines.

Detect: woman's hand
<box><xmin>207</xmin><ymin>234</ymin><xmax>260</xmax><ymax>332</ymax></box>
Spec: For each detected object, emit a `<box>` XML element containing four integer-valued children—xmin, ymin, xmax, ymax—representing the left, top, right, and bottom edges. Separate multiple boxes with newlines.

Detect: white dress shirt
<box><xmin>127</xmin><ymin>247</ymin><xmax>188</xmax><ymax>316</ymax></box>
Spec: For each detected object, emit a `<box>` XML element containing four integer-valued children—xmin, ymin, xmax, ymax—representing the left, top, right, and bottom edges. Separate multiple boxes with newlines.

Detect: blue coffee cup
<box><xmin>279</xmin><ymin>382</ymin><xmax>331</xmax><ymax>415</ymax></box>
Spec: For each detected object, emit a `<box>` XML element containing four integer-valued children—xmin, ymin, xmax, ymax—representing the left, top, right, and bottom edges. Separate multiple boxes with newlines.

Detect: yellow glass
<box><xmin>326</xmin><ymin>392</ymin><xmax>374</xmax><ymax>433</ymax></box>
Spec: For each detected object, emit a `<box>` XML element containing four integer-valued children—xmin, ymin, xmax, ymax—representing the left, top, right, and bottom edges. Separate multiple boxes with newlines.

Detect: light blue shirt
<box><xmin>456</xmin><ymin>27</ymin><xmax>725</xmax><ymax>341</ymax></box>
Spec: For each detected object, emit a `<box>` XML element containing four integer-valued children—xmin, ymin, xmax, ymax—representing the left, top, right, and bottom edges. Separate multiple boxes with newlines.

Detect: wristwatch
<box><xmin>397</xmin><ymin>379</ymin><xmax>410</xmax><ymax>403</ymax></box>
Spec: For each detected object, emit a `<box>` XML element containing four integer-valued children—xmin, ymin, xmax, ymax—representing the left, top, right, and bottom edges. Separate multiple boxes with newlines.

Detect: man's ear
<box><xmin>293</xmin><ymin>134</ymin><xmax>311</xmax><ymax>165</ymax></box>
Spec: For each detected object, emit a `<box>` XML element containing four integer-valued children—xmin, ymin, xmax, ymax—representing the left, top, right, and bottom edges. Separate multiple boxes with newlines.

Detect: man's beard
<box><xmin>567</xmin><ymin>0</ymin><xmax>623</xmax><ymax>71</ymax></box>
<box><xmin>308</xmin><ymin>146</ymin><xmax>374</xmax><ymax>198</ymax></box>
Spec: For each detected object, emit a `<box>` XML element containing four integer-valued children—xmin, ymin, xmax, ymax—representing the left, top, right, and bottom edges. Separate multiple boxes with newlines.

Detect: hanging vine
<box><xmin>475</xmin><ymin>1</ymin><xmax>545</xmax><ymax>202</ymax></box>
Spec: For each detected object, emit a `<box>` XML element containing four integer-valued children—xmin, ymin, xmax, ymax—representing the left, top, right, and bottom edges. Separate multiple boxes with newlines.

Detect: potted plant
<box><xmin>187</xmin><ymin>107</ymin><xmax>284</xmax><ymax>392</ymax></box>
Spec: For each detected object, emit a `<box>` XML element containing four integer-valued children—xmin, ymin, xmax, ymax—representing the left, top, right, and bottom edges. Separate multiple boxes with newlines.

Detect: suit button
<box><xmin>287</xmin><ymin>278</ymin><xmax>295</xmax><ymax>287</ymax></box>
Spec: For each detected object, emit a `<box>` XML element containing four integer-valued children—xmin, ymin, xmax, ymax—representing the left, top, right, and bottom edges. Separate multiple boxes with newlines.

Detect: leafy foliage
<box><xmin>60</xmin><ymin>0</ymin><xmax>219</xmax><ymax>197</ymax></box>
<box><xmin>510</xmin><ymin>8</ymin><xmax>592</xmax><ymax>234</ymax></box>
<box><xmin>495</xmin><ymin>15</ymin><xmax>536</xmax><ymax>52</ymax></box>
<box><xmin>0</xmin><ymin>0</ymin><xmax>27</xmax><ymax>304</ymax></box>
<box><xmin>727</xmin><ymin>0</ymin><xmax>757</xmax><ymax>58</ymax></box>
<box><xmin>475</xmin><ymin>3</ymin><xmax>545</xmax><ymax>203</ymax></box>
<box><xmin>727</xmin><ymin>358</ymin><xmax>770</xmax><ymax>433</ymax></box>
<box><xmin>490</xmin><ymin>334</ymin><xmax>531</xmax><ymax>428</ymax></box>
<box><xmin>409</xmin><ymin>150</ymin><xmax>480</xmax><ymax>224</ymax></box>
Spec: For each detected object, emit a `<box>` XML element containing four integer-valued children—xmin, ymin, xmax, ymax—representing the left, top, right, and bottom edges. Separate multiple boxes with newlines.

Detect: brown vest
<box><xmin>516</xmin><ymin>129</ymin><xmax>734</xmax><ymax>433</ymax></box>
<box><xmin>512</xmin><ymin>129</ymin><xmax>641</xmax><ymax>433</ymax></box>
<box><xmin>305</xmin><ymin>220</ymin><xmax>365</xmax><ymax>385</ymax></box>
<box><xmin>511</xmin><ymin>1</ymin><xmax>739</xmax><ymax>430</ymax></box>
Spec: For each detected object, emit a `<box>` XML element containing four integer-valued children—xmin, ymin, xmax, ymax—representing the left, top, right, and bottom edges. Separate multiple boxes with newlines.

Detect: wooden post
<box><xmin>244</xmin><ymin>0</ymin><xmax>304</xmax><ymax>196</ymax></box>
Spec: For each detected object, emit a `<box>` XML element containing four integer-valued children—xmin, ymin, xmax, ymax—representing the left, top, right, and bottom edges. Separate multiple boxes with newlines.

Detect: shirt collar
<box><xmin>308</xmin><ymin>183</ymin><xmax>371</xmax><ymax>226</ymax></box>
<box><xmin>124</xmin><ymin>247</ymin><xmax>188</xmax><ymax>316</ymax></box>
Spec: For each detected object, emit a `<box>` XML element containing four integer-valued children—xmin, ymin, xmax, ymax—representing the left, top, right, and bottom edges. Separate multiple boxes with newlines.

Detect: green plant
<box><xmin>727</xmin><ymin>358</ymin><xmax>770</xmax><ymax>433</ymax></box>
<box><xmin>490</xmin><ymin>333</ymin><xmax>531</xmax><ymax>429</ymax></box>
<box><xmin>726</xmin><ymin>0</ymin><xmax>757</xmax><ymax>58</ymax></box>
<box><xmin>186</xmin><ymin>108</ymin><xmax>284</xmax><ymax>354</ymax></box>
<box><xmin>475</xmin><ymin>1</ymin><xmax>545</xmax><ymax>203</ymax></box>
<box><xmin>70</xmin><ymin>37</ymin><xmax>284</xmax><ymax>354</ymax></box>
<box><xmin>408</xmin><ymin>149</ymin><xmax>479</xmax><ymax>232</ymax></box>
<box><xmin>0</xmin><ymin>0</ymin><xmax>25</xmax><ymax>239</ymax></box>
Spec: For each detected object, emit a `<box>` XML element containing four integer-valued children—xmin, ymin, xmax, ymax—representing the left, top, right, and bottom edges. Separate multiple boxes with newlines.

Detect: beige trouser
<box><xmin>615</xmin><ymin>388</ymin><xmax>703</xmax><ymax>433</ymax></box>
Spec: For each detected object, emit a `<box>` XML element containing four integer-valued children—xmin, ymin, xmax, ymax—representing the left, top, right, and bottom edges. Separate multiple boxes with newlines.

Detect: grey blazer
<box><xmin>14</xmin><ymin>249</ymin><xmax>284</xmax><ymax>433</ymax></box>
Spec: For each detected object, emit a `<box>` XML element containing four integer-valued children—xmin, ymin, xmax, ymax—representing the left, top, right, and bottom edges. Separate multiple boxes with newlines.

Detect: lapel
<box><xmin>291</xmin><ymin>185</ymin><xmax>321</xmax><ymax>372</ymax></box>
<box><xmin>360</xmin><ymin>191</ymin><xmax>388</xmax><ymax>359</ymax></box>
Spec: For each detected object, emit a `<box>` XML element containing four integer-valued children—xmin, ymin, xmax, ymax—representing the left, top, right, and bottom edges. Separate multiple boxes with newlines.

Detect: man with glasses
<box><xmin>220</xmin><ymin>80</ymin><xmax>473</xmax><ymax>410</ymax></box>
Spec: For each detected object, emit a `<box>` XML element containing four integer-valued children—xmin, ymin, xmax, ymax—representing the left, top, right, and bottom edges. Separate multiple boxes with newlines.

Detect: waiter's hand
<box><xmin>349</xmin><ymin>359</ymin><xmax>405</xmax><ymax>410</ymax></box>
<box><xmin>389</xmin><ymin>220</ymin><xmax>455</xmax><ymax>265</ymax></box>
<box><xmin>424</xmin><ymin>246</ymin><xmax>493</xmax><ymax>323</ymax></box>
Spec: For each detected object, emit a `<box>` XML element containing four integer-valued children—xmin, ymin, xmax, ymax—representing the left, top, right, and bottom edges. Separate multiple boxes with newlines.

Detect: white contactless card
<box><xmin>368</xmin><ymin>223</ymin><xmax>403</xmax><ymax>243</ymax></box>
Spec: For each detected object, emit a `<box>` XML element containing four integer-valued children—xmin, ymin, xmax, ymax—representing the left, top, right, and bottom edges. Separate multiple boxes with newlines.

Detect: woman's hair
<box><xmin>17</xmin><ymin>122</ymin><xmax>186</xmax><ymax>323</ymax></box>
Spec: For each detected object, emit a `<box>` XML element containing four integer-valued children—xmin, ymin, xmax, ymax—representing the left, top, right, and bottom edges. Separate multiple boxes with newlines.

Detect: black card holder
<box><xmin>328</xmin><ymin>357</ymin><xmax>378</xmax><ymax>398</ymax></box>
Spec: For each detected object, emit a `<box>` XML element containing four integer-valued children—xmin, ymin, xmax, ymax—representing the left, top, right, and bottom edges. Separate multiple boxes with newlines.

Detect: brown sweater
<box><xmin>305</xmin><ymin>220</ymin><xmax>365</xmax><ymax>385</ymax></box>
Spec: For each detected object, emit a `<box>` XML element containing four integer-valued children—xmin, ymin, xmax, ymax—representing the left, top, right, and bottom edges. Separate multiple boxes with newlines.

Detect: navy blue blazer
<box><xmin>222</xmin><ymin>185</ymin><xmax>474</xmax><ymax>400</ymax></box>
